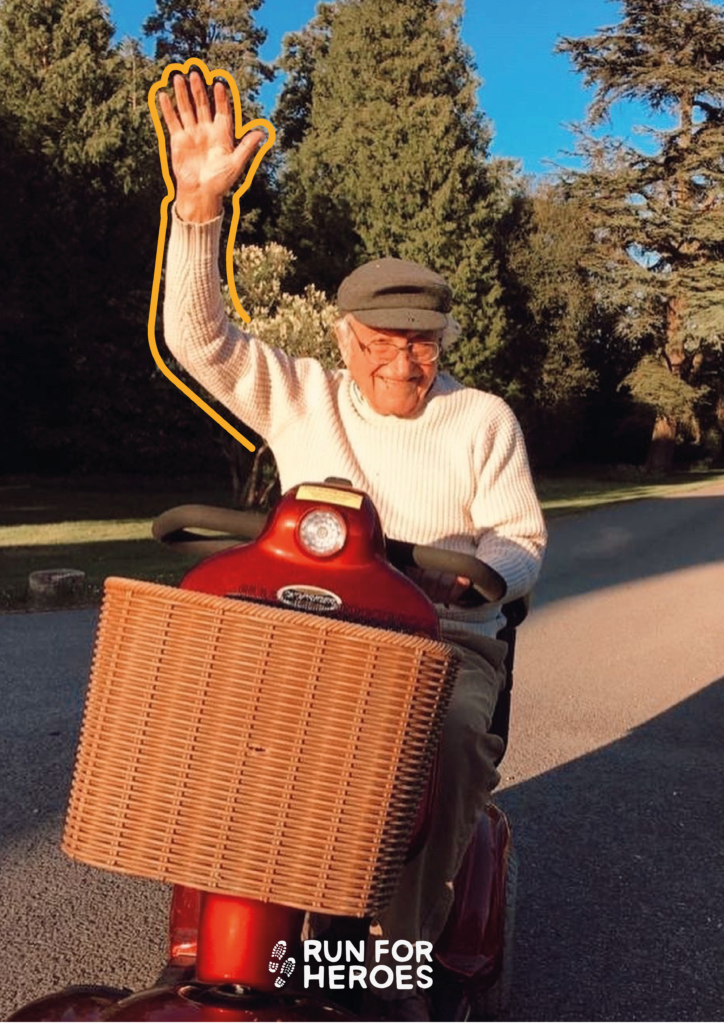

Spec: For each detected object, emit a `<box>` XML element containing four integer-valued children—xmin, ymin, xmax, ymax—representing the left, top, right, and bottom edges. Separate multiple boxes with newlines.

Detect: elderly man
<box><xmin>159</xmin><ymin>72</ymin><xmax>546</xmax><ymax>1018</ymax></box>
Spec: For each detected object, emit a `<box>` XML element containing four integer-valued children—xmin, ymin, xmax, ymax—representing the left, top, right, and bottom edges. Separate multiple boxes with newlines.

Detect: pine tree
<box><xmin>0</xmin><ymin>0</ymin><xmax>133</xmax><ymax>468</ymax></box>
<box><xmin>557</xmin><ymin>0</ymin><xmax>724</xmax><ymax>472</ymax></box>
<box><xmin>143</xmin><ymin>0</ymin><xmax>273</xmax><ymax>106</ymax></box>
<box><xmin>1</xmin><ymin>0</ymin><xmax>126</xmax><ymax>174</ymax></box>
<box><xmin>274</xmin><ymin>3</ymin><xmax>336</xmax><ymax>150</ymax></box>
<box><xmin>274</xmin><ymin>0</ymin><xmax>509</xmax><ymax>388</ymax></box>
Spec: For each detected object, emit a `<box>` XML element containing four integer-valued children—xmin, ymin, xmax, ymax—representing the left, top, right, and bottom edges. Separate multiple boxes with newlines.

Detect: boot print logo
<box><xmin>269</xmin><ymin>939</ymin><xmax>296</xmax><ymax>988</ymax></box>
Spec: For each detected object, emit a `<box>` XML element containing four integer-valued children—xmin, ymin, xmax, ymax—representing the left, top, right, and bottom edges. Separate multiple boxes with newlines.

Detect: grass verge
<box><xmin>538</xmin><ymin>468</ymin><xmax>724</xmax><ymax>517</ymax></box>
<box><xmin>0</xmin><ymin>476</ymin><xmax>230</xmax><ymax>612</ymax></box>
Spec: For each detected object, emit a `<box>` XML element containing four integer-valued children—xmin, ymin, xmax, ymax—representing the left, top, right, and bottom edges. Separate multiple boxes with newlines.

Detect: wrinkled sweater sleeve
<box><xmin>470</xmin><ymin>400</ymin><xmax>547</xmax><ymax>602</ymax></box>
<box><xmin>163</xmin><ymin>208</ymin><xmax>325</xmax><ymax>443</ymax></box>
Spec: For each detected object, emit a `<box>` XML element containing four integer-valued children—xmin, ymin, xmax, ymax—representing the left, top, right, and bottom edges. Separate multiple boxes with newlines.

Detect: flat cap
<box><xmin>337</xmin><ymin>257</ymin><xmax>452</xmax><ymax>331</ymax></box>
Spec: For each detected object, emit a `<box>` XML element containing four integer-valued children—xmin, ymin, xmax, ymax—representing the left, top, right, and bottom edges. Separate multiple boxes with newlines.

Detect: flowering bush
<box><xmin>224</xmin><ymin>244</ymin><xmax>339</xmax><ymax>368</ymax></box>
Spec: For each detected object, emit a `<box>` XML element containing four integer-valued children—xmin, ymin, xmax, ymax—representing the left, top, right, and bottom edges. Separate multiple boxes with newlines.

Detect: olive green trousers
<box><xmin>371</xmin><ymin>632</ymin><xmax>508</xmax><ymax>955</ymax></box>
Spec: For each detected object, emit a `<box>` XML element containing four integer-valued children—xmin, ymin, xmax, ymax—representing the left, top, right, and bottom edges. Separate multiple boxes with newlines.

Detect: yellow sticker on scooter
<box><xmin>296</xmin><ymin>485</ymin><xmax>363</xmax><ymax>509</ymax></box>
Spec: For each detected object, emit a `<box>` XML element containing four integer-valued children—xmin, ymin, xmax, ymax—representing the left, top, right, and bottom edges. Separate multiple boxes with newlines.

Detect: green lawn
<box><xmin>2</xmin><ymin>470</ymin><xmax>723</xmax><ymax>611</ymax></box>
<box><xmin>0</xmin><ymin>476</ymin><xmax>231</xmax><ymax>611</ymax></box>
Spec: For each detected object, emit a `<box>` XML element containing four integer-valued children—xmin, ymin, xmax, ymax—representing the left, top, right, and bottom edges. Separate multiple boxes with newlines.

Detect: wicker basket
<box><xmin>62</xmin><ymin>578</ymin><xmax>458</xmax><ymax>916</ymax></box>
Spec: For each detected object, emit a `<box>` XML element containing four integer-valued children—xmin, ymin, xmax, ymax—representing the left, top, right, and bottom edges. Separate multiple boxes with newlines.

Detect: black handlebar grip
<box><xmin>151</xmin><ymin>504</ymin><xmax>266</xmax><ymax>555</ymax></box>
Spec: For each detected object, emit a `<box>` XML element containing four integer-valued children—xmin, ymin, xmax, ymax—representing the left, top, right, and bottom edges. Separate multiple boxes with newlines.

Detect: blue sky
<box><xmin>109</xmin><ymin>0</ymin><xmax>666</xmax><ymax>177</ymax></box>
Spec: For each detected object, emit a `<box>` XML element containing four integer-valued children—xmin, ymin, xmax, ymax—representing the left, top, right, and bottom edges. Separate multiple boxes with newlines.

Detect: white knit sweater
<box><xmin>164</xmin><ymin>211</ymin><xmax>547</xmax><ymax>638</ymax></box>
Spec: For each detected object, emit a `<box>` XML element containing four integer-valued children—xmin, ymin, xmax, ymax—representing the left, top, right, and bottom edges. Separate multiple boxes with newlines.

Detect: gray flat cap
<box><xmin>337</xmin><ymin>257</ymin><xmax>452</xmax><ymax>330</ymax></box>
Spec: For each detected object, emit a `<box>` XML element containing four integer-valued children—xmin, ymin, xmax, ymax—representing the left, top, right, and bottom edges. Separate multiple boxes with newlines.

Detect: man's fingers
<box><xmin>190</xmin><ymin>71</ymin><xmax>212</xmax><ymax>123</ymax></box>
<box><xmin>213</xmin><ymin>80</ymin><xmax>231</xmax><ymax>120</ymax></box>
<box><xmin>158</xmin><ymin>90</ymin><xmax>182</xmax><ymax>135</ymax></box>
<box><xmin>231</xmin><ymin>129</ymin><xmax>266</xmax><ymax>178</ymax></box>
<box><xmin>406</xmin><ymin>567</ymin><xmax>472</xmax><ymax>604</ymax></box>
<box><xmin>173</xmin><ymin>73</ymin><xmax>196</xmax><ymax>129</ymax></box>
<box><xmin>448</xmin><ymin>577</ymin><xmax>472</xmax><ymax>603</ymax></box>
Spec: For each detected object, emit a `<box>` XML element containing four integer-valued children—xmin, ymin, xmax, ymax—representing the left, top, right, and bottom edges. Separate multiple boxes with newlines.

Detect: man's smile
<box><xmin>375</xmin><ymin>375</ymin><xmax>423</xmax><ymax>385</ymax></box>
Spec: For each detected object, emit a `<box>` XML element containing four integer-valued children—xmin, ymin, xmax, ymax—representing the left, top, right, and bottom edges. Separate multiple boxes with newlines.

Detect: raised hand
<box><xmin>157</xmin><ymin>70</ymin><xmax>265</xmax><ymax>222</ymax></box>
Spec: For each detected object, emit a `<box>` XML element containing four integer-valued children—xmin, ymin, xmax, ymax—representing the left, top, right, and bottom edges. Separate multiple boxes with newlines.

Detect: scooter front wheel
<box><xmin>100</xmin><ymin>982</ymin><xmax>356</xmax><ymax>1021</ymax></box>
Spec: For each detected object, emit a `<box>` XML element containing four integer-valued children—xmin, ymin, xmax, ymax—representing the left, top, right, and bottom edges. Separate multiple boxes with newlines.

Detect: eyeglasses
<box><xmin>349</xmin><ymin>322</ymin><xmax>441</xmax><ymax>365</ymax></box>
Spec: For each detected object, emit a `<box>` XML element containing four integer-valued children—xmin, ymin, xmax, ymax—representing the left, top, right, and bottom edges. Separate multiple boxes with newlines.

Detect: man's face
<box><xmin>340</xmin><ymin>317</ymin><xmax>441</xmax><ymax>418</ymax></box>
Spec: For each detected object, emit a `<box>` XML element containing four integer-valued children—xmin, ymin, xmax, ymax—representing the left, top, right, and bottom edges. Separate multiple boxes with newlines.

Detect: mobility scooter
<box><xmin>11</xmin><ymin>479</ymin><xmax>522</xmax><ymax>1022</ymax></box>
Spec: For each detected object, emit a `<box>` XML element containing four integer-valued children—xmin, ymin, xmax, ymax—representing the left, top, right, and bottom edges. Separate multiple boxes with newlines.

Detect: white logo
<box><xmin>269</xmin><ymin>937</ymin><xmax>434</xmax><ymax>992</ymax></box>
<box><xmin>276</xmin><ymin>585</ymin><xmax>343</xmax><ymax>613</ymax></box>
<box><xmin>302</xmin><ymin>938</ymin><xmax>433</xmax><ymax>991</ymax></box>
<box><xmin>269</xmin><ymin>939</ymin><xmax>296</xmax><ymax>989</ymax></box>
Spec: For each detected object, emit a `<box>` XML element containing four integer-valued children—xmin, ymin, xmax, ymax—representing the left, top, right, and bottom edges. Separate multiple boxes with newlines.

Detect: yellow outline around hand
<box><xmin>148</xmin><ymin>58</ymin><xmax>276</xmax><ymax>453</ymax></box>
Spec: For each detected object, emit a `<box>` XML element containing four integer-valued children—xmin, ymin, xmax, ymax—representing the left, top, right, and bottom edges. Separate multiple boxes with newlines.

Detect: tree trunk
<box><xmin>215</xmin><ymin>429</ymin><xmax>256</xmax><ymax>507</ymax></box>
<box><xmin>216</xmin><ymin>429</ymin><xmax>280</xmax><ymax>509</ymax></box>
<box><xmin>246</xmin><ymin>443</ymin><xmax>270</xmax><ymax>506</ymax></box>
<box><xmin>714</xmin><ymin>394</ymin><xmax>724</xmax><ymax>467</ymax></box>
<box><xmin>645</xmin><ymin>414</ymin><xmax>677</xmax><ymax>475</ymax></box>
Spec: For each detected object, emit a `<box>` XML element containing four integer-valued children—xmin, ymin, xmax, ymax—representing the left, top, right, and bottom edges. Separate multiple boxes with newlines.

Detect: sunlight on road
<box><xmin>505</xmin><ymin>560</ymin><xmax>724</xmax><ymax>789</ymax></box>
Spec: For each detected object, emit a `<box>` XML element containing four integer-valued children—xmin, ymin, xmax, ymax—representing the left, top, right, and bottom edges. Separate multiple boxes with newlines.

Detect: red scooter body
<box><xmin>181</xmin><ymin>483</ymin><xmax>440</xmax><ymax>637</ymax></box>
<box><xmin>11</xmin><ymin>482</ymin><xmax>516</xmax><ymax>1022</ymax></box>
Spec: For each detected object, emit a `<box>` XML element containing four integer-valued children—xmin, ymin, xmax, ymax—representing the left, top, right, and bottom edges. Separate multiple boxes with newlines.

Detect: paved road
<box><xmin>1</xmin><ymin>482</ymin><xmax>722</xmax><ymax>1021</ymax></box>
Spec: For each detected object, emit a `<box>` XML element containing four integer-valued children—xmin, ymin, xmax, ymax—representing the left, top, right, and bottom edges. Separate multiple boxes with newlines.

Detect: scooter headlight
<box><xmin>298</xmin><ymin>508</ymin><xmax>347</xmax><ymax>557</ymax></box>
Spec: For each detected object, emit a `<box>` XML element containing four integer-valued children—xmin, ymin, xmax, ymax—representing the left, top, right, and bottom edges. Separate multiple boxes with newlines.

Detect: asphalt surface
<box><xmin>1</xmin><ymin>481</ymin><xmax>722</xmax><ymax>1021</ymax></box>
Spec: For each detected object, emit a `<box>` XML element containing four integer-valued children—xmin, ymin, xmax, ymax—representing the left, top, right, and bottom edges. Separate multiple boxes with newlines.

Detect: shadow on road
<box><xmin>501</xmin><ymin>674</ymin><xmax>724</xmax><ymax>1022</ymax></box>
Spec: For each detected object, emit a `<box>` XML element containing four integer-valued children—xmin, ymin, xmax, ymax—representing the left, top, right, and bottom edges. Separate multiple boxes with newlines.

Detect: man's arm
<box><xmin>471</xmin><ymin>401</ymin><xmax>547</xmax><ymax>602</ymax></box>
<box><xmin>158</xmin><ymin>73</ymin><xmax>328</xmax><ymax>442</ymax></box>
<box><xmin>402</xmin><ymin>400</ymin><xmax>545</xmax><ymax>609</ymax></box>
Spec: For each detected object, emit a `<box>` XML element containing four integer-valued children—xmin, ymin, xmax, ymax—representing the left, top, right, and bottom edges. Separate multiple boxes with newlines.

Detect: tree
<box><xmin>0</xmin><ymin>0</ymin><xmax>119</xmax><ymax>166</ymax></box>
<box><xmin>143</xmin><ymin>0</ymin><xmax>273</xmax><ymax>106</ymax></box>
<box><xmin>273</xmin><ymin>2</ymin><xmax>337</xmax><ymax>151</ymax></box>
<box><xmin>0</xmin><ymin>0</ymin><xmax>143</xmax><ymax>469</ymax></box>
<box><xmin>495</xmin><ymin>182</ymin><xmax>604</xmax><ymax>466</ymax></box>
<box><xmin>0</xmin><ymin>0</ymin><xmax>209</xmax><ymax>475</ymax></box>
<box><xmin>557</xmin><ymin>0</ymin><xmax>724</xmax><ymax>472</ymax></box>
<box><xmin>274</xmin><ymin>0</ymin><xmax>509</xmax><ymax>388</ymax></box>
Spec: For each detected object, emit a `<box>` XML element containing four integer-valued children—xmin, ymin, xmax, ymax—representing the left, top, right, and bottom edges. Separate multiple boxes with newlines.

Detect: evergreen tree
<box><xmin>143</xmin><ymin>0</ymin><xmax>273</xmax><ymax>106</ymax></box>
<box><xmin>273</xmin><ymin>3</ymin><xmax>336</xmax><ymax>150</ymax></box>
<box><xmin>1</xmin><ymin>0</ymin><xmax>126</xmax><ymax>175</ymax></box>
<box><xmin>558</xmin><ymin>0</ymin><xmax>724</xmax><ymax>472</ymax></box>
<box><xmin>496</xmin><ymin>183</ymin><xmax>605</xmax><ymax>466</ymax></box>
<box><xmin>274</xmin><ymin>0</ymin><xmax>509</xmax><ymax>388</ymax></box>
<box><xmin>0</xmin><ymin>0</ymin><xmax>134</xmax><ymax>468</ymax></box>
<box><xmin>0</xmin><ymin>0</ymin><xmax>201</xmax><ymax>474</ymax></box>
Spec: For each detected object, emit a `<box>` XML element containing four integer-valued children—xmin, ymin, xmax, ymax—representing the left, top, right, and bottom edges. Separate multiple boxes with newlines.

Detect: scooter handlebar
<box><xmin>152</xmin><ymin>504</ymin><xmax>266</xmax><ymax>555</ymax></box>
<box><xmin>385</xmin><ymin>539</ymin><xmax>506</xmax><ymax>604</ymax></box>
<box><xmin>152</xmin><ymin>505</ymin><xmax>507</xmax><ymax>603</ymax></box>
